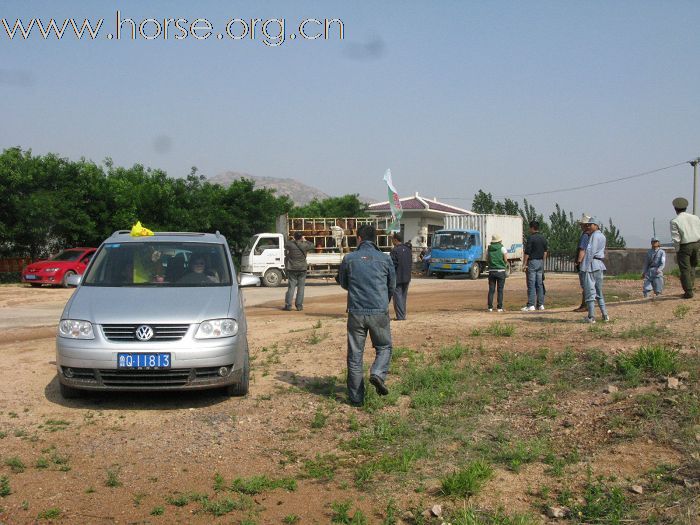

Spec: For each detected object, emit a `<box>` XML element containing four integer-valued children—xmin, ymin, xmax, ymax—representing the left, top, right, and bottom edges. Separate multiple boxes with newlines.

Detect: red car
<box><xmin>22</xmin><ymin>248</ymin><xmax>97</xmax><ymax>287</ymax></box>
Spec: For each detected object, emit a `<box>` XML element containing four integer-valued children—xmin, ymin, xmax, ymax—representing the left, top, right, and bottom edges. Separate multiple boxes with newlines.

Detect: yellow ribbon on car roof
<box><xmin>130</xmin><ymin>221</ymin><xmax>154</xmax><ymax>237</ymax></box>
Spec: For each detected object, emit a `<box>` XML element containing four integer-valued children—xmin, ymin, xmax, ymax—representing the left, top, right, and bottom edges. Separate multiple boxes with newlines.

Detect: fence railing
<box><xmin>543</xmin><ymin>254</ymin><xmax>577</xmax><ymax>273</ymax></box>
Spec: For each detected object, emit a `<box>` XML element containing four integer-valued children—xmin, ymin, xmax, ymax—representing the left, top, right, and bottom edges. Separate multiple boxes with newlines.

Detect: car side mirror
<box><xmin>66</xmin><ymin>274</ymin><xmax>82</xmax><ymax>287</ymax></box>
<box><xmin>238</xmin><ymin>274</ymin><xmax>260</xmax><ymax>287</ymax></box>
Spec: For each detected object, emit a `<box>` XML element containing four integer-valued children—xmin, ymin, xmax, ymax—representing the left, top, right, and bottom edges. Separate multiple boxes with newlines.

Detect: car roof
<box><xmin>106</xmin><ymin>231</ymin><xmax>227</xmax><ymax>244</ymax></box>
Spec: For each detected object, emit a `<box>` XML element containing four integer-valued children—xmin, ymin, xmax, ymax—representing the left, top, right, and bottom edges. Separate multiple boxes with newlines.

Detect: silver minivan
<box><xmin>56</xmin><ymin>230</ymin><xmax>258</xmax><ymax>399</ymax></box>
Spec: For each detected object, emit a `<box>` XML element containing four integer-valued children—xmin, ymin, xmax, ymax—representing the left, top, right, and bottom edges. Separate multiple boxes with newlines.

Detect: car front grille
<box><xmin>63</xmin><ymin>366</ymin><xmax>229</xmax><ymax>388</ymax></box>
<box><xmin>101</xmin><ymin>324</ymin><xmax>190</xmax><ymax>341</ymax></box>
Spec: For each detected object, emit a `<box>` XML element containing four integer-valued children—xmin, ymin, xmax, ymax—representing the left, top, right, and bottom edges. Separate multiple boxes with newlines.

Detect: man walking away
<box><xmin>521</xmin><ymin>221</ymin><xmax>548</xmax><ymax>311</ymax></box>
<box><xmin>284</xmin><ymin>232</ymin><xmax>313</xmax><ymax>311</ymax></box>
<box><xmin>338</xmin><ymin>224</ymin><xmax>396</xmax><ymax>406</ymax></box>
<box><xmin>642</xmin><ymin>238</ymin><xmax>666</xmax><ymax>298</ymax></box>
<box><xmin>487</xmin><ymin>234</ymin><xmax>508</xmax><ymax>312</ymax></box>
<box><xmin>579</xmin><ymin>218</ymin><xmax>609</xmax><ymax>323</ymax></box>
<box><xmin>574</xmin><ymin>214</ymin><xmax>592</xmax><ymax>312</ymax></box>
<box><xmin>390</xmin><ymin>232</ymin><xmax>412</xmax><ymax>320</ymax></box>
<box><xmin>670</xmin><ymin>197</ymin><xmax>700</xmax><ymax>299</ymax></box>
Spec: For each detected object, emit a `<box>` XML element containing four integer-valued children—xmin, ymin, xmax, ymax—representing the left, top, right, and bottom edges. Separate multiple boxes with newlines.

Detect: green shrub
<box><xmin>440</xmin><ymin>461</ymin><xmax>493</xmax><ymax>497</ymax></box>
<box><xmin>617</xmin><ymin>345</ymin><xmax>678</xmax><ymax>379</ymax></box>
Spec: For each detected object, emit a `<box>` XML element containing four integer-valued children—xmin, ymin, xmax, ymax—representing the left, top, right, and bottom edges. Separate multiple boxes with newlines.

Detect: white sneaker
<box><xmin>488</xmin><ymin>308</ymin><xmax>493</xmax><ymax>312</ymax></box>
<box><xmin>603</xmin><ymin>315</ymin><xmax>610</xmax><ymax>322</ymax></box>
<box><xmin>584</xmin><ymin>316</ymin><xmax>596</xmax><ymax>324</ymax></box>
<box><xmin>497</xmin><ymin>308</ymin><xmax>504</xmax><ymax>313</ymax></box>
<box><xmin>521</xmin><ymin>305</ymin><xmax>535</xmax><ymax>312</ymax></box>
<box><xmin>538</xmin><ymin>305</ymin><xmax>545</xmax><ymax>311</ymax></box>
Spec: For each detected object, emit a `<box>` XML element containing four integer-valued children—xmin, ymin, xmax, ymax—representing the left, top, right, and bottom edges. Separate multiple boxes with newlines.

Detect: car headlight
<box><xmin>58</xmin><ymin>320</ymin><xmax>95</xmax><ymax>339</ymax></box>
<box><xmin>195</xmin><ymin>318</ymin><xmax>238</xmax><ymax>339</ymax></box>
<box><xmin>44</xmin><ymin>267</ymin><xmax>60</xmax><ymax>272</ymax></box>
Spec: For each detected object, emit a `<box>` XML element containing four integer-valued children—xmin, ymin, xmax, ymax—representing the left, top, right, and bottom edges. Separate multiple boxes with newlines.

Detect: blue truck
<box><xmin>429</xmin><ymin>214</ymin><xmax>523</xmax><ymax>279</ymax></box>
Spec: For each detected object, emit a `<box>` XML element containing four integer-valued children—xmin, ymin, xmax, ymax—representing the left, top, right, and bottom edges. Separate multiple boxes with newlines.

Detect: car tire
<box><xmin>469</xmin><ymin>263</ymin><xmax>481</xmax><ymax>280</ymax></box>
<box><xmin>62</xmin><ymin>270</ymin><xmax>76</xmax><ymax>288</ymax></box>
<box><xmin>224</xmin><ymin>354</ymin><xmax>249</xmax><ymax>397</ymax></box>
<box><xmin>262</xmin><ymin>268</ymin><xmax>283</xmax><ymax>287</ymax></box>
<box><xmin>59</xmin><ymin>382</ymin><xmax>81</xmax><ymax>399</ymax></box>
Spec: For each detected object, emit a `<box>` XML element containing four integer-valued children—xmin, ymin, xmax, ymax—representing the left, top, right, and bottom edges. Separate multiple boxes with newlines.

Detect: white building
<box><xmin>367</xmin><ymin>193</ymin><xmax>473</xmax><ymax>251</ymax></box>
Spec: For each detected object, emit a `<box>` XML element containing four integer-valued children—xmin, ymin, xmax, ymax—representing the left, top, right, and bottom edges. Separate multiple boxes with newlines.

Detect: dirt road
<box><xmin>0</xmin><ymin>275</ymin><xmax>697</xmax><ymax>524</ymax></box>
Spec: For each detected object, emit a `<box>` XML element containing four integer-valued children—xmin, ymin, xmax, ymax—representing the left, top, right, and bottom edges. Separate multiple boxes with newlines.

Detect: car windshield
<box><xmin>82</xmin><ymin>242</ymin><xmax>232</xmax><ymax>287</ymax></box>
<box><xmin>433</xmin><ymin>232</ymin><xmax>472</xmax><ymax>250</ymax></box>
<box><xmin>51</xmin><ymin>250</ymin><xmax>84</xmax><ymax>262</ymax></box>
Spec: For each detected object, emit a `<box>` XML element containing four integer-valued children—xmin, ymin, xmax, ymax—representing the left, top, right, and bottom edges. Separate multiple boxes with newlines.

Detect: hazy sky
<box><xmin>2</xmin><ymin>1</ymin><xmax>699</xmax><ymax>247</ymax></box>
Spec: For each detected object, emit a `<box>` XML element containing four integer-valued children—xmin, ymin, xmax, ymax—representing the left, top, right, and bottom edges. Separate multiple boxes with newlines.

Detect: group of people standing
<box><xmin>279</xmin><ymin>195</ymin><xmax>699</xmax><ymax>407</ymax></box>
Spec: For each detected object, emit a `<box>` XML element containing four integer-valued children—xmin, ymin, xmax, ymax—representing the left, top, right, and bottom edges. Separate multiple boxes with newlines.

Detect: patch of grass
<box><xmin>311</xmin><ymin>408</ymin><xmax>328</xmax><ymax>429</ymax></box>
<box><xmin>0</xmin><ymin>476</ymin><xmax>10</xmax><ymax>497</ymax></box>
<box><xmin>489</xmin><ymin>437</ymin><xmax>549</xmax><ymax>472</ymax></box>
<box><xmin>0</xmin><ymin>431</ymin><xmax>6</xmax><ymax>439</ymax></box>
<box><xmin>486</xmin><ymin>322</ymin><xmax>515</xmax><ymax>337</ymax></box>
<box><xmin>617</xmin><ymin>322</ymin><xmax>668</xmax><ymax>340</ymax></box>
<box><xmin>471</xmin><ymin>328</ymin><xmax>483</xmax><ymax>337</ymax></box>
<box><xmin>312</xmin><ymin>320</ymin><xmax>322</xmax><ymax>329</ymax></box>
<box><xmin>5</xmin><ymin>456</ymin><xmax>25</xmax><ymax>473</ymax></box>
<box><xmin>382</xmin><ymin>499</ymin><xmax>399</xmax><ymax>525</ymax></box>
<box><xmin>617</xmin><ymin>345</ymin><xmax>679</xmax><ymax>381</ymax></box>
<box><xmin>283</xmin><ymin>515</ymin><xmax>301</xmax><ymax>524</ymax></box>
<box><xmin>307</xmin><ymin>330</ymin><xmax>327</xmax><ymax>345</ymax></box>
<box><xmin>570</xmin><ymin>474</ymin><xmax>629</xmax><ymax>524</ymax></box>
<box><xmin>200</xmin><ymin>495</ymin><xmax>250</xmax><ymax>516</ymax></box>
<box><xmin>673</xmin><ymin>304</ymin><xmax>691</xmax><ymax>319</ymax></box>
<box><xmin>43</xmin><ymin>419</ymin><xmax>70</xmax><ymax>432</ymax></box>
<box><xmin>213</xmin><ymin>472</ymin><xmax>226</xmax><ymax>491</ymax></box>
<box><xmin>526</xmin><ymin>391</ymin><xmax>558</xmax><ymax>418</ymax></box>
<box><xmin>440</xmin><ymin>460</ymin><xmax>493</xmax><ymax>497</ymax></box>
<box><xmin>105</xmin><ymin>466</ymin><xmax>122</xmax><ymax>488</ymax></box>
<box><xmin>448</xmin><ymin>507</ymin><xmax>536</xmax><ymax>524</ymax></box>
<box><xmin>303</xmin><ymin>453</ymin><xmax>338</xmax><ymax>480</ymax></box>
<box><xmin>607</xmin><ymin>272</ymin><xmax>639</xmax><ymax>280</ymax></box>
<box><xmin>166</xmin><ymin>493</ymin><xmax>190</xmax><ymax>507</ymax></box>
<box><xmin>496</xmin><ymin>352</ymin><xmax>548</xmax><ymax>385</ymax></box>
<box><xmin>35</xmin><ymin>457</ymin><xmax>49</xmax><ymax>469</ymax></box>
<box><xmin>150</xmin><ymin>506</ymin><xmax>164</xmax><ymax>516</ymax></box>
<box><xmin>399</xmin><ymin>362</ymin><xmax>458</xmax><ymax>408</ymax></box>
<box><xmin>345</xmin><ymin>414</ymin><xmax>409</xmax><ymax>453</ymax></box>
<box><xmin>439</xmin><ymin>342</ymin><xmax>472</xmax><ymax>362</ymax></box>
<box><xmin>230</xmin><ymin>475</ymin><xmax>297</xmax><ymax>495</ymax></box>
<box><xmin>330</xmin><ymin>500</ymin><xmax>367</xmax><ymax>524</ymax></box>
<box><xmin>37</xmin><ymin>507</ymin><xmax>61</xmax><ymax>519</ymax></box>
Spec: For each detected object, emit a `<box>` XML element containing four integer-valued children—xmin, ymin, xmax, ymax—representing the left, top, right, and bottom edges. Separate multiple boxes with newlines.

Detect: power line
<box><xmin>438</xmin><ymin>160</ymin><xmax>690</xmax><ymax>201</ymax></box>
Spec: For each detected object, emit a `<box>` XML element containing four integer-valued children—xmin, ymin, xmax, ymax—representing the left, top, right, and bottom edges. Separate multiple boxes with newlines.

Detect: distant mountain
<box><xmin>208</xmin><ymin>171</ymin><xmax>377</xmax><ymax>206</ymax></box>
<box><xmin>209</xmin><ymin>172</ymin><xmax>329</xmax><ymax>206</ymax></box>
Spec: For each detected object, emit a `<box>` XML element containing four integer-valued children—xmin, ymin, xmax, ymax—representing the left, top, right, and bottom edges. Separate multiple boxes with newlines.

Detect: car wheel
<box><xmin>59</xmin><ymin>382</ymin><xmax>81</xmax><ymax>399</ymax></box>
<box><xmin>468</xmin><ymin>263</ymin><xmax>481</xmax><ymax>280</ymax></box>
<box><xmin>262</xmin><ymin>268</ymin><xmax>283</xmax><ymax>287</ymax></box>
<box><xmin>62</xmin><ymin>270</ymin><xmax>76</xmax><ymax>288</ymax></box>
<box><xmin>224</xmin><ymin>354</ymin><xmax>249</xmax><ymax>397</ymax></box>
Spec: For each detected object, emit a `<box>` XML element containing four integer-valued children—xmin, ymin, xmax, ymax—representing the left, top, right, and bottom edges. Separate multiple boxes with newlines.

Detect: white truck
<box><xmin>429</xmin><ymin>214</ymin><xmax>524</xmax><ymax>279</ymax></box>
<box><xmin>240</xmin><ymin>215</ymin><xmax>393</xmax><ymax>287</ymax></box>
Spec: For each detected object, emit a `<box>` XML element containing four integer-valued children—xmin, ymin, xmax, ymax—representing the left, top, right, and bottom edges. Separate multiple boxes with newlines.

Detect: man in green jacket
<box><xmin>487</xmin><ymin>234</ymin><xmax>508</xmax><ymax>312</ymax></box>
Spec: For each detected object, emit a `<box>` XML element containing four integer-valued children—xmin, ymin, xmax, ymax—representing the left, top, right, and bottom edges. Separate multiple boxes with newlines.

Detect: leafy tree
<box><xmin>603</xmin><ymin>219</ymin><xmax>626</xmax><ymax>248</ymax></box>
<box><xmin>289</xmin><ymin>194</ymin><xmax>367</xmax><ymax>218</ymax></box>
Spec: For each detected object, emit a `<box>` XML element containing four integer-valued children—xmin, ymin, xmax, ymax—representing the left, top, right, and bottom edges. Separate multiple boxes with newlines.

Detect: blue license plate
<box><xmin>117</xmin><ymin>353</ymin><xmax>171</xmax><ymax>369</ymax></box>
<box><xmin>25</xmin><ymin>274</ymin><xmax>37</xmax><ymax>280</ymax></box>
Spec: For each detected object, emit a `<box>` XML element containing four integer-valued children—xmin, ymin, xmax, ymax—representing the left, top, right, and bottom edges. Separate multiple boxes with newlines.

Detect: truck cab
<box><xmin>240</xmin><ymin>234</ymin><xmax>285</xmax><ymax>287</ymax></box>
<box><xmin>429</xmin><ymin>229</ymin><xmax>484</xmax><ymax>279</ymax></box>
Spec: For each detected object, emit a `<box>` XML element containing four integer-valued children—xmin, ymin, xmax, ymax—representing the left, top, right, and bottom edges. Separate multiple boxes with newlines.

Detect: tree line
<box><xmin>471</xmin><ymin>190</ymin><xmax>626</xmax><ymax>255</ymax></box>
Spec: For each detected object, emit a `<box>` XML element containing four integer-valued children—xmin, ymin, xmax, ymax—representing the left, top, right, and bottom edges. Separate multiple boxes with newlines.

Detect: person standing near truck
<box><xmin>521</xmin><ymin>221</ymin><xmax>548</xmax><ymax>311</ymax></box>
<box><xmin>670</xmin><ymin>197</ymin><xmax>700</xmax><ymax>299</ymax></box>
<box><xmin>486</xmin><ymin>234</ymin><xmax>508</xmax><ymax>312</ymax></box>
<box><xmin>283</xmin><ymin>232</ymin><xmax>313</xmax><ymax>311</ymax></box>
<box><xmin>390</xmin><ymin>232</ymin><xmax>412</xmax><ymax>320</ymax></box>
<box><xmin>338</xmin><ymin>224</ymin><xmax>396</xmax><ymax>406</ymax></box>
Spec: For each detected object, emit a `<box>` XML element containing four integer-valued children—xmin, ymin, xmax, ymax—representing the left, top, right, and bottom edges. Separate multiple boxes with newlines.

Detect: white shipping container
<box><xmin>442</xmin><ymin>214</ymin><xmax>524</xmax><ymax>263</ymax></box>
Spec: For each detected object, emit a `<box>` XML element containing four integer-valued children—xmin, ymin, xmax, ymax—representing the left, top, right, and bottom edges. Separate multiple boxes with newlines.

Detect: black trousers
<box><xmin>488</xmin><ymin>271</ymin><xmax>506</xmax><ymax>309</ymax></box>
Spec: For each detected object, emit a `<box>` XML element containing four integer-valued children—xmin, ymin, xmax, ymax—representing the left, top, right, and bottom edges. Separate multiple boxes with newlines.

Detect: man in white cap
<box><xmin>641</xmin><ymin>238</ymin><xmax>666</xmax><ymax>298</ymax></box>
<box><xmin>670</xmin><ymin>197</ymin><xmax>700</xmax><ymax>299</ymax></box>
<box><xmin>486</xmin><ymin>233</ymin><xmax>508</xmax><ymax>312</ymax></box>
<box><xmin>579</xmin><ymin>217</ymin><xmax>609</xmax><ymax>323</ymax></box>
<box><xmin>573</xmin><ymin>213</ymin><xmax>592</xmax><ymax>312</ymax></box>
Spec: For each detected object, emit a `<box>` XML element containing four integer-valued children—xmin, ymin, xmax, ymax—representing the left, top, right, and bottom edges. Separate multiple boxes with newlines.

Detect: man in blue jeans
<box><xmin>521</xmin><ymin>220</ymin><xmax>548</xmax><ymax>311</ymax></box>
<box><xmin>338</xmin><ymin>224</ymin><xmax>396</xmax><ymax>406</ymax></box>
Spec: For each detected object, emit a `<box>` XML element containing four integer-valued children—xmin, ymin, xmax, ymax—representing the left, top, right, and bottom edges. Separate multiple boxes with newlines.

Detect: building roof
<box><xmin>367</xmin><ymin>193</ymin><xmax>473</xmax><ymax>215</ymax></box>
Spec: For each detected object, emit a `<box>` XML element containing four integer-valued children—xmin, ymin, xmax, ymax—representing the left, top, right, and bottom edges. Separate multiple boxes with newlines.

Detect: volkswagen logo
<box><xmin>135</xmin><ymin>325</ymin><xmax>154</xmax><ymax>341</ymax></box>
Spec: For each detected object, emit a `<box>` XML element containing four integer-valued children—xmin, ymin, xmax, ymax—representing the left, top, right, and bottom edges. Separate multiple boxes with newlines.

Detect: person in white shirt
<box><xmin>670</xmin><ymin>197</ymin><xmax>700</xmax><ymax>299</ymax></box>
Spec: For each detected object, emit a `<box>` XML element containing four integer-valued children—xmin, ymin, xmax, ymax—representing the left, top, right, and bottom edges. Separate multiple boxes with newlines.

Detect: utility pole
<box><xmin>691</xmin><ymin>158</ymin><xmax>700</xmax><ymax>215</ymax></box>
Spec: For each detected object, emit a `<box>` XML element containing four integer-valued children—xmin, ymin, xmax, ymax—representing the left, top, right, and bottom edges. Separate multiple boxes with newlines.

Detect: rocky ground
<box><xmin>0</xmin><ymin>274</ymin><xmax>697</xmax><ymax>524</ymax></box>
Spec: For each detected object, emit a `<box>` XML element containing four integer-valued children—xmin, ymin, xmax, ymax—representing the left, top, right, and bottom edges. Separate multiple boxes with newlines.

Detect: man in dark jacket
<box><xmin>338</xmin><ymin>224</ymin><xmax>396</xmax><ymax>406</ymax></box>
<box><xmin>390</xmin><ymin>232</ymin><xmax>412</xmax><ymax>320</ymax></box>
<box><xmin>284</xmin><ymin>232</ymin><xmax>313</xmax><ymax>311</ymax></box>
